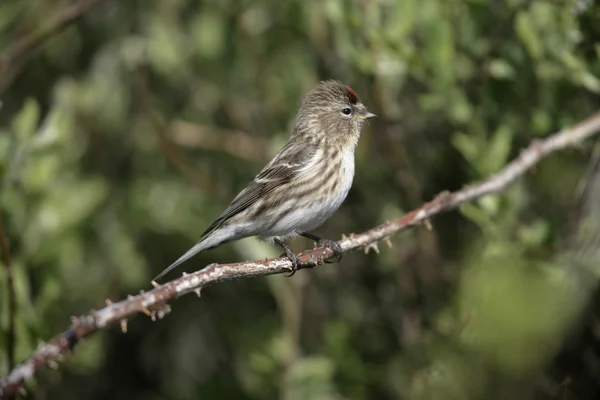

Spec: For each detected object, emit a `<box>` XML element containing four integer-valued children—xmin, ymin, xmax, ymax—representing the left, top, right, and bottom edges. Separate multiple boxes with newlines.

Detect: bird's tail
<box><xmin>153</xmin><ymin>238</ymin><xmax>211</xmax><ymax>282</ymax></box>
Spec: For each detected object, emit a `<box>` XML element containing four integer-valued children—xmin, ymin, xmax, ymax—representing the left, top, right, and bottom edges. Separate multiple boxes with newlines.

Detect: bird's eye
<box><xmin>342</xmin><ymin>107</ymin><xmax>352</xmax><ymax>115</ymax></box>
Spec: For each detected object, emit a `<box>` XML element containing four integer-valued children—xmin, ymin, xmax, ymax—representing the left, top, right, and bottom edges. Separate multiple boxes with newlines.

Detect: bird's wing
<box><xmin>200</xmin><ymin>142</ymin><xmax>318</xmax><ymax>238</ymax></box>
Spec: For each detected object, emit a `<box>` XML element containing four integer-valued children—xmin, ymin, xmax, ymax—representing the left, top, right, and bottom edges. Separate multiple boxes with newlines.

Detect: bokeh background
<box><xmin>2</xmin><ymin>0</ymin><xmax>600</xmax><ymax>399</ymax></box>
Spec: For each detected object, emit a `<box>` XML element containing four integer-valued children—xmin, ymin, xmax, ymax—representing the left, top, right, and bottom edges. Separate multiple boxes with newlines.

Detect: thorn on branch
<box><xmin>424</xmin><ymin>219</ymin><xmax>433</xmax><ymax>231</ymax></box>
<box><xmin>194</xmin><ymin>288</ymin><xmax>202</xmax><ymax>298</ymax></box>
<box><xmin>150</xmin><ymin>304</ymin><xmax>172</xmax><ymax>321</ymax></box>
<box><xmin>140</xmin><ymin>307</ymin><xmax>153</xmax><ymax>317</ymax></box>
<box><xmin>120</xmin><ymin>319</ymin><xmax>128</xmax><ymax>333</ymax></box>
<box><xmin>384</xmin><ymin>236</ymin><xmax>393</xmax><ymax>248</ymax></box>
<box><xmin>143</xmin><ymin>301</ymin><xmax>173</xmax><ymax>321</ymax></box>
<box><xmin>364</xmin><ymin>242</ymin><xmax>380</xmax><ymax>254</ymax></box>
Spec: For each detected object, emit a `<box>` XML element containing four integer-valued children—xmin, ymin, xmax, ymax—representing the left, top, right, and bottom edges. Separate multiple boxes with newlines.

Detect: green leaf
<box><xmin>12</xmin><ymin>98</ymin><xmax>40</xmax><ymax>141</ymax></box>
<box><xmin>487</xmin><ymin>59</ymin><xmax>515</xmax><ymax>79</ymax></box>
<box><xmin>483</xmin><ymin>124</ymin><xmax>513</xmax><ymax>174</ymax></box>
<box><xmin>515</xmin><ymin>11</ymin><xmax>542</xmax><ymax>59</ymax></box>
<box><xmin>452</xmin><ymin>132</ymin><xmax>479</xmax><ymax>166</ymax></box>
<box><xmin>191</xmin><ymin>10</ymin><xmax>226</xmax><ymax>59</ymax></box>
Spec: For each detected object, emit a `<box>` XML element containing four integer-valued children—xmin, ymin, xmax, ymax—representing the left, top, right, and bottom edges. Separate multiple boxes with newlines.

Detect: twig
<box><xmin>169</xmin><ymin>121</ymin><xmax>269</xmax><ymax>163</ymax></box>
<box><xmin>1</xmin><ymin>111</ymin><xmax>600</xmax><ymax>398</ymax></box>
<box><xmin>0</xmin><ymin>215</ymin><xmax>16</xmax><ymax>373</ymax></box>
<box><xmin>0</xmin><ymin>0</ymin><xmax>110</xmax><ymax>93</ymax></box>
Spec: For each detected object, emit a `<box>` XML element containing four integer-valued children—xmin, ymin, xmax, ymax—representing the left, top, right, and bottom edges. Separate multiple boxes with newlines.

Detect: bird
<box><xmin>154</xmin><ymin>80</ymin><xmax>376</xmax><ymax>281</ymax></box>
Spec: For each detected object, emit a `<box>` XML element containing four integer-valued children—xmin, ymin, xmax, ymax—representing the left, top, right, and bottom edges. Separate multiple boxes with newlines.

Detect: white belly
<box><xmin>260</xmin><ymin>150</ymin><xmax>355</xmax><ymax>240</ymax></box>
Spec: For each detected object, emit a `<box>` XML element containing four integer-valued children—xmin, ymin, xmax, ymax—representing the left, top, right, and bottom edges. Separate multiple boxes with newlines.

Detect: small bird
<box><xmin>154</xmin><ymin>80</ymin><xmax>375</xmax><ymax>281</ymax></box>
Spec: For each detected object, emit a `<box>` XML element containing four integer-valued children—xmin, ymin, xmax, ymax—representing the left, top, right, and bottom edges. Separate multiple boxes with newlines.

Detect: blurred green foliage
<box><xmin>1</xmin><ymin>0</ymin><xmax>600</xmax><ymax>399</ymax></box>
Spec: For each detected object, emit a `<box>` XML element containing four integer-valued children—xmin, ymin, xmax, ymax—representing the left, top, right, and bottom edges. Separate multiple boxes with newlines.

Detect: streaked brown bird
<box><xmin>155</xmin><ymin>80</ymin><xmax>375</xmax><ymax>280</ymax></box>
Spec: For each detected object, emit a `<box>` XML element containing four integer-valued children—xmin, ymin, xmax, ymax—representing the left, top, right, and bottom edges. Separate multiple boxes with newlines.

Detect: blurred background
<box><xmin>1</xmin><ymin>0</ymin><xmax>600</xmax><ymax>399</ymax></box>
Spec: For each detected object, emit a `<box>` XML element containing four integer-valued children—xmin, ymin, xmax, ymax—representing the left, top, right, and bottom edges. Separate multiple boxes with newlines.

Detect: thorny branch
<box><xmin>2</xmin><ymin>111</ymin><xmax>600</xmax><ymax>398</ymax></box>
<box><xmin>0</xmin><ymin>0</ymin><xmax>110</xmax><ymax>93</ymax></box>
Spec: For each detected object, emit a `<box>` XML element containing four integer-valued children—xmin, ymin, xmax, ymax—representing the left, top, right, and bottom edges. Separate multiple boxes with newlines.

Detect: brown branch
<box><xmin>0</xmin><ymin>0</ymin><xmax>110</xmax><ymax>93</ymax></box>
<box><xmin>169</xmin><ymin>121</ymin><xmax>269</xmax><ymax>163</ymax></box>
<box><xmin>2</xmin><ymin>111</ymin><xmax>600</xmax><ymax>398</ymax></box>
<box><xmin>0</xmin><ymin>215</ymin><xmax>16</xmax><ymax>373</ymax></box>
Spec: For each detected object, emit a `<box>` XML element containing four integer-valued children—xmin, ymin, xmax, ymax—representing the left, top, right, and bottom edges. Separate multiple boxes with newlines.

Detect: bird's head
<box><xmin>294</xmin><ymin>80</ymin><xmax>376</xmax><ymax>148</ymax></box>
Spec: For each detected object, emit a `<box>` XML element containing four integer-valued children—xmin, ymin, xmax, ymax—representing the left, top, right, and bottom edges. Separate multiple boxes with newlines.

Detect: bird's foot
<box><xmin>300</xmin><ymin>233</ymin><xmax>342</xmax><ymax>264</ymax></box>
<box><xmin>275</xmin><ymin>238</ymin><xmax>301</xmax><ymax>277</ymax></box>
<box><xmin>281</xmin><ymin>248</ymin><xmax>301</xmax><ymax>277</ymax></box>
<box><xmin>317</xmin><ymin>239</ymin><xmax>343</xmax><ymax>264</ymax></box>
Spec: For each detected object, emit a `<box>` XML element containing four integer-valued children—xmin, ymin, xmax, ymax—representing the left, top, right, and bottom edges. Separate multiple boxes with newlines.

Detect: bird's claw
<box><xmin>318</xmin><ymin>239</ymin><xmax>343</xmax><ymax>263</ymax></box>
<box><xmin>280</xmin><ymin>249</ymin><xmax>301</xmax><ymax>277</ymax></box>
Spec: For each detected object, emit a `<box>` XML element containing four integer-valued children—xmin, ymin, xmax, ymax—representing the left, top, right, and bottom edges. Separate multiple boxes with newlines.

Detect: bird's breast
<box><xmin>327</xmin><ymin>149</ymin><xmax>355</xmax><ymax>208</ymax></box>
<box><xmin>257</xmin><ymin>148</ymin><xmax>355</xmax><ymax>241</ymax></box>
<box><xmin>300</xmin><ymin>148</ymin><xmax>355</xmax><ymax>227</ymax></box>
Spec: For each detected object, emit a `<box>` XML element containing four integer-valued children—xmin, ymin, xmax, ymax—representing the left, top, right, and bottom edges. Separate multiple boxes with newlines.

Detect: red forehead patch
<box><xmin>346</xmin><ymin>86</ymin><xmax>358</xmax><ymax>104</ymax></box>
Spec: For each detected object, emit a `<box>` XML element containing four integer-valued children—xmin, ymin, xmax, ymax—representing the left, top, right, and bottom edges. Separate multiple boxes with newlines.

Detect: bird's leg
<box><xmin>300</xmin><ymin>232</ymin><xmax>342</xmax><ymax>263</ymax></box>
<box><xmin>274</xmin><ymin>238</ymin><xmax>301</xmax><ymax>277</ymax></box>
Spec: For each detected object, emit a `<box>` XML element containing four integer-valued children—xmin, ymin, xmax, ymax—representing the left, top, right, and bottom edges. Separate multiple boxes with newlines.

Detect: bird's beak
<box><xmin>357</xmin><ymin>104</ymin><xmax>377</xmax><ymax>120</ymax></box>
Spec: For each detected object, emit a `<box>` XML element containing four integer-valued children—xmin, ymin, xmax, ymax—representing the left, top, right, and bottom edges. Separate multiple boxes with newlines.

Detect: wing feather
<box><xmin>200</xmin><ymin>141</ymin><xmax>317</xmax><ymax>237</ymax></box>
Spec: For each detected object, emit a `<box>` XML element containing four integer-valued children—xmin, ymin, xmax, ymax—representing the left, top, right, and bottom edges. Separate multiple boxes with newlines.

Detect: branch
<box><xmin>0</xmin><ymin>0</ymin><xmax>110</xmax><ymax>93</ymax></box>
<box><xmin>169</xmin><ymin>120</ymin><xmax>270</xmax><ymax>163</ymax></box>
<box><xmin>2</xmin><ymin>111</ymin><xmax>600</xmax><ymax>398</ymax></box>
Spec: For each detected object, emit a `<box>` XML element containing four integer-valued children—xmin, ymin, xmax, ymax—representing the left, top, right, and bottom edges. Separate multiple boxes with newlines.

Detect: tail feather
<box><xmin>153</xmin><ymin>239</ymin><xmax>210</xmax><ymax>282</ymax></box>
